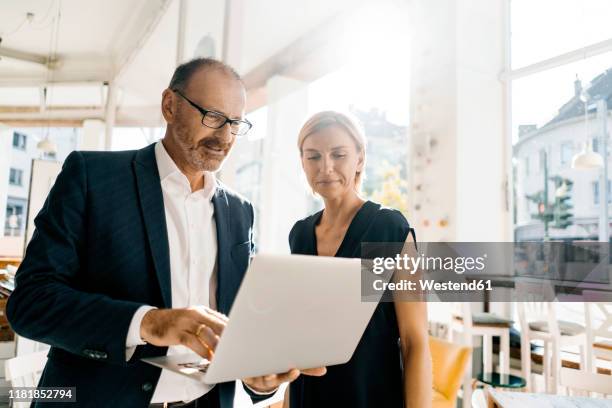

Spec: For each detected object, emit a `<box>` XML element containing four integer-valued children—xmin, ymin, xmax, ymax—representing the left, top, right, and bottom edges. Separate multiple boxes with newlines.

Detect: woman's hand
<box><xmin>243</xmin><ymin>367</ymin><xmax>327</xmax><ymax>394</ymax></box>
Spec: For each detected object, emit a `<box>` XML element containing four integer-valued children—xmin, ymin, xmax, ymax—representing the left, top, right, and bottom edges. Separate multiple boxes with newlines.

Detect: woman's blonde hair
<box><xmin>297</xmin><ymin>110</ymin><xmax>367</xmax><ymax>189</ymax></box>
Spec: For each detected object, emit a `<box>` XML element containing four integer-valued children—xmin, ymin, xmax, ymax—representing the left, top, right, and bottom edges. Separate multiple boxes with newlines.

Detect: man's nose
<box><xmin>214</xmin><ymin>123</ymin><xmax>233</xmax><ymax>143</ymax></box>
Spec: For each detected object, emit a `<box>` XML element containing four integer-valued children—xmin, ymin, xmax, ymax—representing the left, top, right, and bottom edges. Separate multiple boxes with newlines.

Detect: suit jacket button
<box><xmin>142</xmin><ymin>382</ymin><xmax>153</xmax><ymax>392</ymax></box>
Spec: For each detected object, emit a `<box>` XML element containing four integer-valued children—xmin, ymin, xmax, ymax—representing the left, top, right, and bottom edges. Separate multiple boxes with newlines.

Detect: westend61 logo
<box><xmin>371</xmin><ymin>253</ymin><xmax>487</xmax><ymax>275</ymax></box>
<box><xmin>361</xmin><ymin>242</ymin><xmax>612</xmax><ymax>303</ymax></box>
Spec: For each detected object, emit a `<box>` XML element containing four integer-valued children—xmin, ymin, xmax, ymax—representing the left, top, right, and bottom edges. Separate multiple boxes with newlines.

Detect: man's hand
<box><xmin>140</xmin><ymin>306</ymin><xmax>228</xmax><ymax>358</ymax></box>
<box><xmin>243</xmin><ymin>367</ymin><xmax>327</xmax><ymax>394</ymax></box>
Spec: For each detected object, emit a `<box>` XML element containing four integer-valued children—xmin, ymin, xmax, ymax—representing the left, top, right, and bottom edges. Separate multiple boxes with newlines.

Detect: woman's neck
<box><xmin>320</xmin><ymin>192</ymin><xmax>366</xmax><ymax>228</ymax></box>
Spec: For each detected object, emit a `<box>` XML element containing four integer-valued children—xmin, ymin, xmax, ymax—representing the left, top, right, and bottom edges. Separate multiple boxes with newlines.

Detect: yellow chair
<box><xmin>430</xmin><ymin>336</ymin><xmax>472</xmax><ymax>408</ymax></box>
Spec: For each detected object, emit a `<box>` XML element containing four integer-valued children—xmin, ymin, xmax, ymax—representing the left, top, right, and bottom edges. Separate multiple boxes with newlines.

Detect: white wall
<box><xmin>409</xmin><ymin>0</ymin><xmax>507</xmax><ymax>242</ymax></box>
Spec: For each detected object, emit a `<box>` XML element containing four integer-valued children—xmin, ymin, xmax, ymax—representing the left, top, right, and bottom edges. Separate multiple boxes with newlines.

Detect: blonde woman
<box><xmin>286</xmin><ymin>111</ymin><xmax>431</xmax><ymax>408</ymax></box>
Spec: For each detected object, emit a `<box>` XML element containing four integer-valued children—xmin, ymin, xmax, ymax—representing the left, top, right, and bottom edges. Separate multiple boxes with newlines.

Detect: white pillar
<box><xmin>0</xmin><ymin>129</ymin><xmax>12</xmax><ymax>235</ymax></box>
<box><xmin>258</xmin><ymin>76</ymin><xmax>310</xmax><ymax>253</ymax></box>
<box><xmin>409</xmin><ymin>0</ymin><xmax>507</xmax><ymax>242</ymax></box>
<box><xmin>176</xmin><ymin>0</ymin><xmax>188</xmax><ymax>65</ymax></box>
<box><xmin>80</xmin><ymin>119</ymin><xmax>106</xmax><ymax>151</ymax></box>
<box><xmin>104</xmin><ymin>82</ymin><xmax>117</xmax><ymax>150</ymax></box>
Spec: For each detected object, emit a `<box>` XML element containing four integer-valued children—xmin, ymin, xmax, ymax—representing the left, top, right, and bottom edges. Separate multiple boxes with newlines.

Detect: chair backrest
<box><xmin>515</xmin><ymin>279</ymin><xmax>560</xmax><ymax>336</ymax></box>
<box><xmin>5</xmin><ymin>350</ymin><xmax>47</xmax><ymax>387</ymax></box>
<box><xmin>559</xmin><ymin>367</ymin><xmax>611</xmax><ymax>397</ymax></box>
<box><xmin>583</xmin><ymin>290</ymin><xmax>612</xmax><ymax>372</ymax></box>
<box><xmin>429</xmin><ymin>336</ymin><xmax>472</xmax><ymax>405</ymax></box>
<box><xmin>451</xmin><ymin>302</ymin><xmax>474</xmax><ymax>328</ymax></box>
<box><xmin>15</xmin><ymin>335</ymin><xmax>50</xmax><ymax>356</ymax></box>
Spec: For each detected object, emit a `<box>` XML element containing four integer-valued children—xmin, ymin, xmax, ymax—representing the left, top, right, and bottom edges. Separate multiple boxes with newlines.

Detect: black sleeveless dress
<box><xmin>288</xmin><ymin>200</ymin><xmax>413</xmax><ymax>408</ymax></box>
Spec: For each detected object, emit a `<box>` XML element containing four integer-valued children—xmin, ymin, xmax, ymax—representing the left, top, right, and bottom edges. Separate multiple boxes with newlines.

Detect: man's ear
<box><xmin>161</xmin><ymin>88</ymin><xmax>175</xmax><ymax>124</ymax></box>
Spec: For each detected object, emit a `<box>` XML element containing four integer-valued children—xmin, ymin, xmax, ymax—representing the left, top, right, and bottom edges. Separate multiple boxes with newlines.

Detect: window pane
<box><xmin>111</xmin><ymin>128</ymin><xmax>164</xmax><ymax>151</ymax></box>
<box><xmin>512</xmin><ymin>54</ymin><xmax>612</xmax><ymax>241</ymax></box>
<box><xmin>1</xmin><ymin>128</ymin><xmax>80</xmax><ymax>252</ymax></box>
<box><xmin>560</xmin><ymin>142</ymin><xmax>573</xmax><ymax>165</ymax></box>
<box><xmin>12</xmin><ymin>132</ymin><xmax>26</xmax><ymax>150</ymax></box>
<box><xmin>511</xmin><ymin>0</ymin><xmax>612</xmax><ymax>69</ymax></box>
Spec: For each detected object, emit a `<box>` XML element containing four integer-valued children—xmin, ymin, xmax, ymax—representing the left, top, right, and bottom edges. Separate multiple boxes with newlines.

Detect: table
<box><xmin>487</xmin><ymin>388</ymin><xmax>612</xmax><ymax>407</ymax></box>
<box><xmin>478</xmin><ymin>372</ymin><xmax>526</xmax><ymax>389</ymax></box>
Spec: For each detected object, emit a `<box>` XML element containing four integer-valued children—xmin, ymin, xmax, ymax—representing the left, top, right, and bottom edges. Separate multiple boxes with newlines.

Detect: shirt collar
<box><xmin>154</xmin><ymin>140</ymin><xmax>217</xmax><ymax>201</ymax></box>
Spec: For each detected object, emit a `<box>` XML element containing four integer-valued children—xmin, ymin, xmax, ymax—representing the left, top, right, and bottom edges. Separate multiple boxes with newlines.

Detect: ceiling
<box><xmin>0</xmin><ymin>0</ymin><xmax>357</xmax><ymax>127</ymax></box>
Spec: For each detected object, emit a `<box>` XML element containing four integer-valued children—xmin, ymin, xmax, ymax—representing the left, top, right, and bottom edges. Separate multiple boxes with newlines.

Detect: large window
<box><xmin>511</xmin><ymin>0</ymin><xmax>612</xmax><ymax>242</ymax></box>
<box><xmin>307</xmin><ymin>49</ymin><xmax>411</xmax><ymax>215</ymax></box>
<box><xmin>511</xmin><ymin>0</ymin><xmax>612</xmax><ymax>69</ymax></box>
<box><xmin>1</xmin><ymin>128</ymin><xmax>80</xmax><ymax>256</ymax></box>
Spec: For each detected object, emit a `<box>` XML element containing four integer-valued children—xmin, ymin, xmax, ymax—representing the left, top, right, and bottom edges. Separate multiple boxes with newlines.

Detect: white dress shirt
<box><xmin>125</xmin><ymin>141</ymin><xmax>218</xmax><ymax>403</ymax></box>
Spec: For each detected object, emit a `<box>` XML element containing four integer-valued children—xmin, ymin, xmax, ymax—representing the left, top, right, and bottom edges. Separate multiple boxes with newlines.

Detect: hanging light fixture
<box><xmin>572</xmin><ymin>85</ymin><xmax>604</xmax><ymax>169</ymax></box>
<box><xmin>37</xmin><ymin>129</ymin><xmax>57</xmax><ymax>156</ymax></box>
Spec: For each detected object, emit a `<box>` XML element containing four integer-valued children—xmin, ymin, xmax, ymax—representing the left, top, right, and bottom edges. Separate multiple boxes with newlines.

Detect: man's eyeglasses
<box><xmin>172</xmin><ymin>89</ymin><xmax>252</xmax><ymax>136</ymax></box>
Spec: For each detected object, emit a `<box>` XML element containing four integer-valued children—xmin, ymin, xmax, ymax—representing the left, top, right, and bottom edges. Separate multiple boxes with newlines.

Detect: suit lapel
<box><xmin>212</xmin><ymin>187</ymin><xmax>232</xmax><ymax>314</ymax></box>
<box><xmin>133</xmin><ymin>144</ymin><xmax>172</xmax><ymax>308</ymax></box>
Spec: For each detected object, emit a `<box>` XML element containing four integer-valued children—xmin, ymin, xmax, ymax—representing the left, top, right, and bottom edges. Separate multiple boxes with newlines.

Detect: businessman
<box><xmin>7</xmin><ymin>58</ymin><xmax>322</xmax><ymax>408</ymax></box>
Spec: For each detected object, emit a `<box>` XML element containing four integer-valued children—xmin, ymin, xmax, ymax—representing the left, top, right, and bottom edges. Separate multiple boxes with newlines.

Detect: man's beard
<box><xmin>176</xmin><ymin>130</ymin><xmax>227</xmax><ymax>172</ymax></box>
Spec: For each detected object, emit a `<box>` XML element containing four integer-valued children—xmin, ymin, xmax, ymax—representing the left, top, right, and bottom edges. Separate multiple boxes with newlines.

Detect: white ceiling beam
<box><xmin>242</xmin><ymin>10</ymin><xmax>353</xmax><ymax>112</ymax></box>
<box><xmin>0</xmin><ymin>105</ymin><xmax>162</xmax><ymax>127</ymax></box>
<box><xmin>0</xmin><ymin>46</ymin><xmax>56</xmax><ymax>67</ymax></box>
<box><xmin>0</xmin><ymin>73</ymin><xmax>110</xmax><ymax>87</ymax></box>
<box><xmin>112</xmin><ymin>0</ymin><xmax>174</xmax><ymax>80</ymax></box>
<box><xmin>0</xmin><ymin>107</ymin><xmax>104</xmax><ymax>121</ymax></box>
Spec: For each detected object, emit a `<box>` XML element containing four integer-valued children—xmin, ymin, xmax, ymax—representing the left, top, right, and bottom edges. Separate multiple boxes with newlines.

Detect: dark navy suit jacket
<box><xmin>7</xmin><ymin>143</ymin><xmax>261</xmax><ymax>407</ymax></box>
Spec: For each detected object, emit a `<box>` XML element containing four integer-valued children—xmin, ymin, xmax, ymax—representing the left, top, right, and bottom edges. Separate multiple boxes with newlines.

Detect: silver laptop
<box><xmin>142</xmin><ymin>253</ymin><xmax>381</xmax><ymax>384</ymax></box>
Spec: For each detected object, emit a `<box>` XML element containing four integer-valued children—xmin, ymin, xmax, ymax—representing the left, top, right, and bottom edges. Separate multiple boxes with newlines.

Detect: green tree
<box><xmin>370</xmin><ymin>161</ymin><xmax>410</xmax><ymax>215</ymax></box>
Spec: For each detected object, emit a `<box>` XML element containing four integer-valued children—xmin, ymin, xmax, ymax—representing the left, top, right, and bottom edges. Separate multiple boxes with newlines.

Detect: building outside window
<box><xmin>511</xmin><ymin>0</ymin><xmax>612</xmax><ymax>242</ymax></box>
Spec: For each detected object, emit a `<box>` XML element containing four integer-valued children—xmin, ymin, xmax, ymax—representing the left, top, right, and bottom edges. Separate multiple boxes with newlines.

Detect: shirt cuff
<box><xmin>125</xmin><ymin>305</ymin><xmax>156</xmax><ymax>361</ymax></box>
